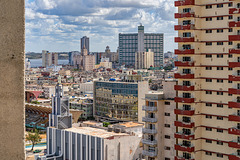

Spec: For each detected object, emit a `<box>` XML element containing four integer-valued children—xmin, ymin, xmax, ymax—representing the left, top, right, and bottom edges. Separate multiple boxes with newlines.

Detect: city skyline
<box><xmin>25</xmin><ymin>0</ymin><xmax>177</xmax><ymax>53</ymax></box>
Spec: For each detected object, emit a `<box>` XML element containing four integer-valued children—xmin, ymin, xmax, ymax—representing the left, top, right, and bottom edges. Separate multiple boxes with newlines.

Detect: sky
<box><xmin>25</xmin><ymin>0</ymin><xmax>178</xmax><ymax>53</ymax></box>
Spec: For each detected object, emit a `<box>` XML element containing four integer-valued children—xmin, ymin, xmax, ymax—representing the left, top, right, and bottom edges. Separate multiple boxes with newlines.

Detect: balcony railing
<box><xmin>174</xmin><ymin>24</ymin><xmax>195</xmax><ymax>30</ymax></box>
<box><xmin>142</xmin><ymin>150</ymin><xmax>157</xmax><ymax>157</ymax></box>
<box><xmin>174</xmin><ymin>132</ymin><xmax>195</xmax><ymax>140</ymax></box>
<box><xmin>142</xmin><ymin>105</ymin><xmax>157</xmax><ymax>112</ymax></box>
<box><xmin>175</xmin><ymin>12</ymin><xmax>195</xmax><ymax>18</ymax></box>
<box><xmin>229</xmin><ymin>21</ymin><xmax>240</xmax><ymax>27</ymax></box>
<box><xmin>174</xmin><ymin>85</ymin><xmax>195</xmax><ymax>91</ymax></box>
<box><xmin>175</xmin><ymin>97</ymin><xmax>195</xmax><ymax>103</ymax></box>
<box><xmin>229</xmin><ymin>35</ymin><xmax>240</xmax><ymax>41</ymax></box>
<box><xmin>174</xmin><ymin>109</ymin><xmax>195</xmax><ymax>116</ymax></box>
<box><xmin>229</xmin><ymin>8</ymin><xmax>240</xmax><ymax>14</ymax></box>
<box><xmin>229</xmin><ymin>115</ymin><xmax>240</xmax><ymax>122</ymax></box>
<box><xmin>175</xmin><ymin>0</ymin><xmax>195</xmax><ymax>7</ymax></box>
<box><xmin>229</xmin><ymin>48</ymin><xmax>240</xmax><ymax>54</ymax></box>
<box><xmin>175</xmin><ymin>37</ymin><xmax>195</xmax><ymax>42</ymax></box>
<box><xmin>175</xmin><ymin>61</ymin><xmax>195</xmax><ymax>67</ymax></box>
<box><xmin>142</xmin><ymin>117</ymin><xmax>157</xmax><ymax>123</ymax></box>
<box><xmin>229</xmin><ymin>102</ymin><xmax>240</xmax><ymax>109</ymax></box>
<box><xmin>228</xmin><ymin>140</ymin><xmax>240</xmax><ymax>149</ymax></box>
<box><xmin>174</xmin><ymin>121</ymin><xmax>195</xmax><ymax>128</ymax></box>
<box><xmin>229</xmin><ymin>127</ymin><xmax>240</xmax><ymax>135</ymax></box>
<box><xmin>229</xmin><ymin>88</ymin><xmax>240</xmax><ymax>95</ymax></box>
<box><xmin>175</xmin><ymin>49</ymin><xmax>194</xmax><ymax>55</ymax></box>
<box><xmin>229</xmin><ymin>62</ymin><xmax>240</xmax><ymax>68</ymax></box>
<box><xmin>174</xmin><ymin>73</ymin><xmax>195</xmax><ymax>79</ymax></box>
<box><xmin>143</xmin><ymin>128</ymin><xmax>157</xmax><ymax>134</ymax></box>
<box><xmin>142</xmin><ymin>139</ymin><xmax>157</xmax><ymax>145</ymax></box>
<box><xmin>175</xmin><ymin>156</ymin><xmax>195</xmax><ymax>160</ymax></box>
<box><xmin>175</xmin><ymin>144</ymin><xmax>195</xmax><ymax>152</ymax></box>
<box><xmin>229</xmin><ymin>75</ymin><xmax>240</xmax><ymax>81</ymax></box>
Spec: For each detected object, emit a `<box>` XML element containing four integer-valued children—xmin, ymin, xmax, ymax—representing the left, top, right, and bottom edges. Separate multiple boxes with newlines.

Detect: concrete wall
<box><xmin>0</xmin><ymin>0</ymin><xmax>25</xmax><ymax>159</ymax></box>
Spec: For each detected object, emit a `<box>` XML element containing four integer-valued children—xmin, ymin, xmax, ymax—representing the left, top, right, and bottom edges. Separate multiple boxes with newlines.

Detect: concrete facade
<box><xmin>0</xmin><ymin>0</ymin><xmax>25</xmax><ymax>159</ymax></box>
<box><xmin>135</xmin><ymin>49</ymin><xmax>154</xmax><ymax>69</ymax></box>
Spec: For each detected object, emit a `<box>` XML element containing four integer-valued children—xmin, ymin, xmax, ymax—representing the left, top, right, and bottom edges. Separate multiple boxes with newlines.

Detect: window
<box><xmin>217</xmin><ymin>17</ymin><xmax>224</xmax><ymax>20</ymax></box>
<box><xmin>165</xmin><ymin>101</ymin><xmax>170</xmax><ymax>105</ymax></box>
<box><xmin>229</xmin><ymin>15</ymin><xmax>233</xmax><ymax>19</ymax></box>
<box><xmin>217</xmin><ymin>67</ymin><xmax>224</xmax><ymax>70</ymax></box>
<box><xmin>217</xmin><ymin>79</ymin><xmax>223</xmax><ymax>83</ymax></box>
<box><xmin>229</xmin><ymin>3</ymin><xmax>233</xmax><ymax>7</ymax></box>
<box><xmin>217</xmin><ymin>104</ymin><xmax>223</xmax><ymax>108</ymax></box>
<box><xmin>229</xmin><ymin>80</ymin><xmax>233</xmax><ymax>83</ymax></box>
<box><xmin>206</xmin><ymin>91</ymin><xmax>212</xmax><ymax>94</ymax></box>
<box><xmin>217</xmin><ymin>29</ymin><xmax>223</xmax><ymax>33</ymax></box>
<box><xmin>206</xmin><ymin>5</ymin><xmax>212</xmax><ymax>9</ymax></box>
<box><xmin>206</xmin><ymin>30</ymin><xmax>212</xmax><ymax>33</ymax></box>
<box><xmin>217</xmin><ymin>141</ymin><xmax>223</xmax><ymax>145</ymax></box>
<box><xmin>229</xmin><ymin>28</ymin><xmax>233</xmax><ymax>32</ymax></box>
<box><xmin>229</xmin><ymin>42</ymin><xmax>233</xmax><ymax>45</ymax></box>
<box><xmin>206</xmin><ymin>103</ymin><xmax>212</xmax><ymax>107</ymax></box>
<box><xmin>183</xmin><ymin>32</ymin><xmax>191</xmax><ymax>37</ymax></box>
<box><xmin>165</xmin><ymin>124</ymin><xmax>170</xmax><ymax>128</ymax></box>
<box><xmin>229</xmin><ymin>94</ymin><xmax>233</xmax><ymax>96</ymax></box>
<box><xmin>183</xmin><ymin>104</ymin><xmax>191</xmax><ymax>110</ymax></box>
<box><xmin>217</xmin><ymin>54</ymin><xmax>223</xmax><ymax>58</ymax></box>
<box><xmin>217</xmin><ymin>154</ymin><xmax>223</xmax><ymax>158</ymax></box>
<box><xmin>183</xmin><ymin>8</ymin><xmax>191</xmax><ymax>13</ymax></box>
<box><xmin>217</xmin><ymin>42</ymin><xmax>223</xmax><ymax>45</ymax></box>
<box><xmin>182</xmin><ymin>44</ymin><xmax>191</xmax><ymax>49</ymax></box>
<box><xmin>206</xmin><ymin>79</ymin><xmax>212</xmax><ymax>82</ymax></box>
<box><xmin>165</xmin><ymin>135</ymin><xmax>170</xmax><ymax>139</ymax></box>
<box><xmin>183</xmin><ymin>69</ymin><xmax>191</xmax><ymax>74</ymax></box>
<box><xmin>206</xmin><ymin>115</ymin><xmax>212</xmax><ymax>119</ymax></box>
<box><xmin>183</xmin><ymin>57</ymin><xmax>191</xmax><ymax>61</ymax></box>
<box><xmin>183</xmin><ymin>81</ymin><xmax>191</xmax><ymax>86</ymax></box>
<box><xmin>206</xmin><ymin>54</ymin><xmax>212</xmax><ymax>58</ymax></box>
<box><xmin>206</xmin><ymin>17</ymin><xmax>212</xmax><ymax>21</ymax></box>
<box><xmin>165</xmin><ymin>113</ymin><xmax>170</xmax><ymax>116</ymax></box>
<box><xmin>183</xmin><ymin>20</ymin><xmax>191</xmax><ymax>25</ymax></box>
<box><xmin>206</xmin><ymin>67</ymin><xmax>212</xmax><ymax>70</ymax></box>
<box><xmin>217</xmin><ymin>116</ymin><xmax>223</xmax><ymax>120</ymax></box>
<box><xmin>206</xmin><ymin>127</ymin><xmax>212</xmax><ymax>131</ymax></box>
<box><xmin>217</xmin><ymin>92</ymin><xmax>223</xmax><ymax>95</ymax></box>
<box><xmin>164</xmin><ymin>146</ymin><xmax>171</xmax><ymax>150</ymax></box>
<box><xmin>217</xmin><ymin>129</ymin><xmax>223</xmax><ymax>133</ymax></box>
<box><xmin>165</xmin><ymin>158</ymin><xmax>170</xmax><ymax>160</ymax></box>
<box><xmin>206</xmin><ymin>139</ymin><xmax>212</xmax><ymax>143</ymax></box>
<box><xmin>206</xmin><ymin>152</ymin><xmax>212</xmax><ymax>155</ymax></box>
<box><xmin>217</xmin><ymin>4</ymin><xmax>223</xmax><ymax>8</ymax></box>
<box><xmin>206</xmin><ymin>42</ymin><xmax>212</xmax><ymax>46</ymax></box>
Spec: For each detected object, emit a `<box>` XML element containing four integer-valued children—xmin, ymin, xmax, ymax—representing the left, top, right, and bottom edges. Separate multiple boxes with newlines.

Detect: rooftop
<box><xmin>116</xmin><ymin>121</ymin><xmax>144</xmax><ymax>128</ymax></box>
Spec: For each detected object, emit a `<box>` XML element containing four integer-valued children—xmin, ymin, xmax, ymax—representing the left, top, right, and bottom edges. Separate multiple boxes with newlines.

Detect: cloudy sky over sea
<box><xmin>25</xmin><ymin>0</ymin><xmax>177</xmax><ymax>53</ymax></box>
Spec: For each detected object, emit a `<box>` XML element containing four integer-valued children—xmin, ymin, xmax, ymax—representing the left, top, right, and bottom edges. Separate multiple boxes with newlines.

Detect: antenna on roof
<box><xmin>140</xmin><ymin>23</ymin><xmax>142</xmax><ymax>26</ymax></box>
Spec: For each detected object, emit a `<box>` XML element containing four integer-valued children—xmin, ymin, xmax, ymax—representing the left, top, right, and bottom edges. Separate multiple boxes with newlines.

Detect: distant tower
<box><xmin>49</xmin><ymin>80</ymin><xmax>72</xmax><ymax>129</ymax></box>
<box><xmin>81</xmin><ymin>36</ymin><xmax>89</xmax><ymax>54</ymax></box>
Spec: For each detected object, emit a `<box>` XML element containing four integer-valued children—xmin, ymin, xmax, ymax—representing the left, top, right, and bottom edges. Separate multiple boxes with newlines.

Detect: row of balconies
<box><xmin>142</xmin><ymin>150</ymin><xmax>157</xmax><ymax>157</ymax></box>
<box><xmin>142</xmin><ymin>128</ymin><xmax>157</xmax><ymax>134</ymax></box>
<box><xmin>175</xmin><ymin>48</ymin><xmax>240</xmax><ymax>55</ymax></box>
<box><xmin>175</xmin><ymin>144</ymin><xmax>195</xmax><ymax>152</ymax></box>
<box><xmin>141</xmin><ymin>139</ymin><xmax>157</xmax><ymax>146</ymax></box>
<box><xmin>175</xmin><ymin>0</ymin><xmax>195</xmax><ymax>7</ymax></box>
<box><xmin>174</xmin><ymin>97</ymin><xmax>195</xmax><ymax>103</ymax></box>
<box><xmin>174</xmin><ymin>121</ymin><xmax>195</xmax><ymax>128</ymax></box>
<box><xmin>142</xmin><ymin>105</ymin><xmax>157</xmax><ymax>112</ymax></box>
<box><xmin>142</xmin><ymin>117</ymin><xmax>157</xmax><ymax>123</ymax></box>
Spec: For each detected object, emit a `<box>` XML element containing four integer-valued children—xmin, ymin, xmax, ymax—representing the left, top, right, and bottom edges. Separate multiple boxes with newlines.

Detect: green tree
<box><xmin>26</xmin><ymin>129</ymin><xmax>42</xmax><ymax>151</ymax></box>
<box><xmin>103</xmin><ymin>122</ymin><xmax>110</xmax><ymax>127</ymax></box>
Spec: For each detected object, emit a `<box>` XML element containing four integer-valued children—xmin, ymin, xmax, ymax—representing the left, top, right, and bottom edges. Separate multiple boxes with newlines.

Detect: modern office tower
<box><xmin>135</xmin><ymin>49</ymin><xmax>154</xmax><ymax>69</ymax></box>
<box><xmin>42</xmin><ymin>50</ymin><xmax>58</xmax><ymax>67</ymax></box>
<box><xmin>174</xmin><ymin>0</ymin><xmax>240</xmax><ymax>159</ymax></box>
<box><xmin>81</xmin><ymin>36</ymin><xmax>90</xmax><ymax>54</ymax></box>
<box><xmin>93</xmin><ymin>79</ymin><xmax>149</xmax><ymax>122</ymax></box>
<box><xmin>119</xmin><ymin>25</ymin><xmax>163</xmax><ymax>68</ymax></box>
<box><xmin>142</xmin><ymin>80</ymin><xmax>176</xmax><ymax>160</ymax></box>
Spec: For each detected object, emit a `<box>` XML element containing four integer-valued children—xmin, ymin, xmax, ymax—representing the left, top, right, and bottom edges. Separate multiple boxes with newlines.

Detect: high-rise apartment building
<box><xmin>135</xmin><ymin>49</ymin><xmax>154</xmax><ymax>69</ymax></box>
<box><xmin>142</xmin><ymin>80</ymin><xmax>176</xmax><ymax>160</ymax></box>
<box><xmin>119</xmin><ymin>25</ymin><xmax>164</xmax><ymax>68</ymax></box>
<box><xmin>81</xmin><ymin>36</ymin><xmax>90</xmax><ymax>54</ymax></box>
<box><xmin>42</xmin><ymin>50</ymin><xmax>58</xmax><ymax>67</ymax></box>
<box><xmin>174</xmin><ymin>0</ymin><xmax>240</xmax><ymax>159</ymax></box>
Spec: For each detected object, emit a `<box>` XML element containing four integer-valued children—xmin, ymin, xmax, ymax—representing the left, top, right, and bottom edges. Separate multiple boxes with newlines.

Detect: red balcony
<box><xmin>174</xmin><ymin>73</ymin><xmax>194</xmax><ymax>79</ymax></box>
<box><xmin>175</xmin><ymin>12</ymin><xmax>195</xmax><ymax>18</ymax></box>
<box><xmin>174</xmin><ymin>109</ymin><xmax>195</xmax><ymax>116</ymax></box>
<box><xmin>229</xmin><ymin>35</ymin><xmax>240</xmax><ymax>41</ymax></box>
<box><xmin>229</xmin><ymin>115</ymin><xmax>240</xmax><ymax>122</ymax></box>
<box><xmin>229</xmin><ymin>88</ymin><xmax>240</xmax><ymax>95</ymax></box>
<box><xmin>229</xmin><ymin>8</ymin><xmax>240</xmax><ymax>14</ymax></box>
<box><xmin>175</xmin><ymin>37</ymin><xmax>194</xmax><ymax>43</ymax></box>
<box><xmin>175</xmin><ymin>24</ymin><xmax>195</xmax><ymax>30</ymax></box>
<box><xmin>175</xmin><ymin>61</ymin><xmax>195</xmax><ymax>67</ymax></box>
<box><xmin>175</xmin><ymin>144</ymin><xmax>195</xmax><ymax>152</ymax></box>
<box><xmin>228</xmin><ymin>155</ymin><xmax>240</xmax><ymax>160</ymax></box>
<box><xmin>229</xmin><ymin>49</ymin><xmax>240</xmax><ymax>54</ymax></box>
<box><xmin>175</xmin><ymin>0</ymin><xmax>195</xmax><ymax>6</ymax></box>
<box><xmin>229</xmin><ymin>102</ymin><xmax>240</xmax><ymax>109</ymax></box>
<box><xmin>174</xmin><ymin>133</ymin><xmax>195</xmax><ymax>140</ymax></box>
<box><xmin>229</xmin><ymin>128</ymin><xmax>240</xmax><ymax>135</ymax></box>
<box><xmin>174</xmin><ymin>121</ymin><xmax>195</xmax><ymax>128</ymax></box>
<box><xmin>229</xmin><ymin>62</ymin><xmax>240</xmax><ymax>68</ymax></box>
<box><xmin>229</xmin><ymin>21</ymin><xmax>240</xmax><ymax>27</ymax></box>
<box><xmin>175</xmin><ymin>49</ymin><xmax>195</xmax><ymax>55</ymax></box>
<box><xmin>175</xmin><ymin>97</ymin><xmax>195</xmax><ymax>103</ymax></box>
<box><xmin>229</xmin><ymin>75</ymin><xmax>240</xmax><ymax>81</ymax></box>
<box><xmin>175</xmin><ymin>156</ymin><xmax>195</xmax><ymax>160</ymax></box>
<box><xmin>174</xmin><ymin>85</ymin><xmax>195</xmax><ymax>91</ymax></box>
<box><xmin>229</xmin><ymin>141</ymin><xmax>240</xmax><ymax>149</ymax></box>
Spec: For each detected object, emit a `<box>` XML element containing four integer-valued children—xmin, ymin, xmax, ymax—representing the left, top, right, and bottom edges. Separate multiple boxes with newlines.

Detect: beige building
<box><xmin>175</xmin><ymin>0</ymin><xmax>240</xmax><ymax>159</ymax></box>
<box><xmin>135</xmin><ymin>49</ymin><xmax>154</xmax><ymax>69</ymax></box>
<box><xmin>142</xmin><ymin>80</ymin><xmax>176</xmax><ymax>160</ymax></box>
<box><xmin>42</xmin><ymin>50</ymin><xmax>58</xmax><ymax>67</ymax></box>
